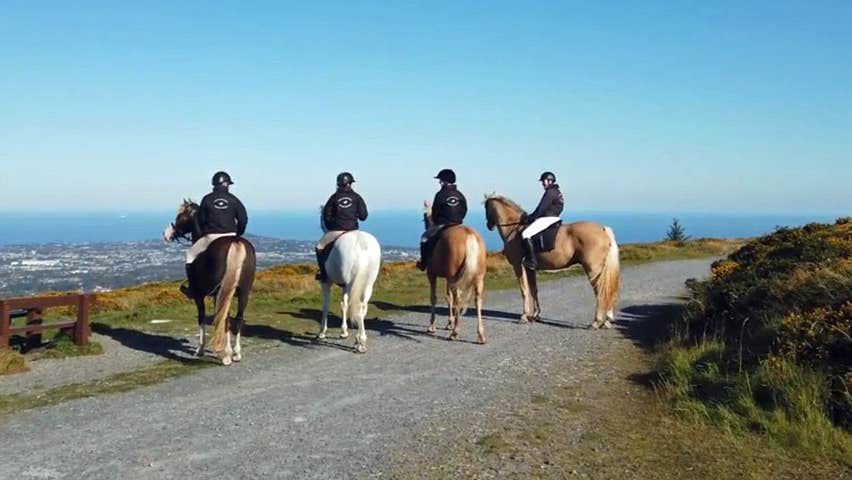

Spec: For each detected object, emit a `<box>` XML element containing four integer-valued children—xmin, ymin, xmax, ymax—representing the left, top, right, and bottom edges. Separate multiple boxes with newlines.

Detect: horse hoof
<box><xmin>519</xmin><ymin>318</ymin><xmax>530</xmax><ymax>324</ymax></box>
<box><xmin>317</xmin><ymin>333</ymin><xmax>326</xmax><ymax>340</ymax></box>
<box><xmin>478</xmin><ymin>337</ymin><xmax>487</xmax><ymax>345</ymax></box>
<box><xmin>355</xmin><ymin>344</ymin><xmax>367</xmax><ymax>353</ymax></box>
<box><xmin>222</xmin><ymin>356</ymin><xmax>232</xmax><ymax>366</ymax></box>
<box><xmin>195</xmin><ymin>348</ymin><xmax>204</xmax><ymax>357</ymax></box>
<box><xmin>450</xmin><ymin>332</ymin><xmax>459</xmax><ymax>341</ymax></box>
<box><xmin>340</xmin><ymin>332</ymin><xmax>350</xmax><ymax>339</ymax></box>
<box><xmin>427</xmin><ymin>326</ymin><xmax>436</xmax><ymax>334</ymax></box>
<box><xmin>591</xmin><ymin>322</ymin><xmax>602</xmax><ymax>330</ymax></box>
<box><xmin>603</xmin><ymin>320</ymin><xmax>613</xmax><ymax>329</ymax></box>
<box><xmin>232</xmin><ymin>353</ymin><xmax>242</xmax><ymax>362</ymax></box>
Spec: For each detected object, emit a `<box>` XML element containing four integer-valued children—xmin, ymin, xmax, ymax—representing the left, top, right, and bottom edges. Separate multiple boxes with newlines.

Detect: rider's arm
<box><xmin>235</xmin><ymin>198</ymin><xmax>248</xmax><ymax>236</ymax></box>
<box><xmin>322</xmin><ymin>196</ymin><xmax>335</xmax><ymax>227</ymax></box>
<box><xmin>357</xmin><ymin>194</ymin><xmax>368</xmax><ymax>221</ymax></box>
<box><xmin>458</xmin><ymin>192</ymin><xmax>468</xmax><ymax>221</ymax></box>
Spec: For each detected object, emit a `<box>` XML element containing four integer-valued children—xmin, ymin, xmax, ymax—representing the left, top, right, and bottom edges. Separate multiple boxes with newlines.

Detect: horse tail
<box><xmin>595</xmin><ymin>226</ymin><xmax>621</xmax><ymax>314</ymax></box>
<box><xmin>454</xmin><ymin>232</ymin><xmax>484</xmax><ymax>315</ymax></box>
<box><xmin>210</xmin><ymin>241</ymin><xmax>247</xmax><ymax>353</ymax></box>
<box><xmin>346</xmin><ymin>234</ymin><xmax>380</xmax><ymax>323</ymax></box>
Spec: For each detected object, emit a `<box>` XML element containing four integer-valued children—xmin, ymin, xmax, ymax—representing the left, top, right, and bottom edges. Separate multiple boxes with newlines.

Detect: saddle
<box><xmin>423</xmin><ymin>224</ymin><xmax>457</xmax><ymax>255</ymax></box>
<box><xmin>531</xmin><ymin>221</ymin><xmax>561</xmax><ymax>253</ymax></box>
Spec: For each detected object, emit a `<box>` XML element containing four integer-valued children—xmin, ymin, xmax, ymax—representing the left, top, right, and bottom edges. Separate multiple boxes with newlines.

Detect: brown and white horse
<box><xmin>163</xmin><ymin>200</ymin><xmax>256</xmax><ymax>365</ymax></box>
<box><xmin>484</xmin><ymin>194</ymin><xmax>620</xmax><ymax>328</ymax></box>
<box><xmin>422</xmin><ymin>203</ymin><xmax>488</xmax><ymax>343</ymax></box>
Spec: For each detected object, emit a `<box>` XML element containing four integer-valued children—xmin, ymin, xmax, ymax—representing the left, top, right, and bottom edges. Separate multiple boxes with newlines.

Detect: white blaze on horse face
<box><xmin>163</xmin><ymin>225</ymin><xmax>175</xmax><ymax>243</ymax></box>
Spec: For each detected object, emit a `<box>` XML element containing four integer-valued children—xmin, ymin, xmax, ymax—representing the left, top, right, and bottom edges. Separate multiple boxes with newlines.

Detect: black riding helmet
<box><xmin>539</xmin><ymin>171</ymin><xmax>556</xmax><ymax>183</ymax></box>
<box><xmin>212</xmin><ymin>171</ymin><xmax>233</xmax><ymax>186</ymax></box>
<box><xmin>336</xmin><ymin>171</ymin><xmax>355</xmax><ymax>187</ymax></box>
<box><xmin>434</xmin><ymin>168</ymin><xmax>456</xmax><ymax>184</ymax></box>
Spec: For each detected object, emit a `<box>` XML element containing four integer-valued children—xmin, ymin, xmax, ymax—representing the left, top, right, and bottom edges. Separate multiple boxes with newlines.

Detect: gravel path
<box><xmin>0</xmin><ymin>259</ymin><xmax>712</xmax><ymax>479</ymax></box>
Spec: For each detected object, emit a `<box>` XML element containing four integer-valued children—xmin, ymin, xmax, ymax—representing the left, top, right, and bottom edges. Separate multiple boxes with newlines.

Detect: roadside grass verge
<box><xmin>652</xmin><ymin>218</ymin><xmax>852</xmax><ymax>468</ymax></box>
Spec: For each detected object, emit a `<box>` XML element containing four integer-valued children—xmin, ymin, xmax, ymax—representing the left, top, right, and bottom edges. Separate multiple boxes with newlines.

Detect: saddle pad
<box><xmin>533</xmin><ymin>222</ymin><xmax>561</xmax><ymax>253</ymax></box>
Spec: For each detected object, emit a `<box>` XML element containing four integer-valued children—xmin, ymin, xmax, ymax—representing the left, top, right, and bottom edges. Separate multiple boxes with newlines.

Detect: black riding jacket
<box><xmin>431</xmin><ymin>184</ymin><xmax>468</xmax><ymax>225</ymax></box>
<box><xmin>198</xmin><ymin>186</ymin><xmax>248</xmax><ymax>235</ymax></box>
<box><xmin>529</xmin><ymin>184</ymin><xmax>564</xmax><ymax>221</ymax></box>
<box><xmin>323</xmin><ymin>187</ymin><xmax>368</xmax><ymax>231</ymax></box>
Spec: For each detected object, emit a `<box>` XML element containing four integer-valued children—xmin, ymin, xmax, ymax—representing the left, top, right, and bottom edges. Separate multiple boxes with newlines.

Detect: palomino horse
<box><xmin>483</xmin><ymin>194</ymin><xmax>620</xmax><ymax>328</ymax></box>
<box><xmin>422</xmin><ymin>202</ymin><xmax>487</xmax><ymax>343</ymax></box>
<box><xmin>316</xmin><ymin>212</ymin><xmax>382</xmax><ymax>353</ymax></box>
<box><xmin>163</xmin><ymin>200</ymin><xmax>256</xmax><ymax>365</ymax></box>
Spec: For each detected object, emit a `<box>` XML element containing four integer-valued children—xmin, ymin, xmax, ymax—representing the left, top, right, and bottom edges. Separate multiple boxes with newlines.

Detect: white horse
<box><xmin>316</xmin><ymin>215</ymin><xmax>382</xmax><ymax>353</ymax></box>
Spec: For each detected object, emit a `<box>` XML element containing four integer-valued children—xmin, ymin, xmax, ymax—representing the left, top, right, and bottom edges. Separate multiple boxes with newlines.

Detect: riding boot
<box><xmin>523</xmin><ymin>237</ymin><xmax>538</xmax><ymax>270</ymax></box>
<box><xmin>416</xmin><ymin>241</ymin><xmax>428</xmax><ymax>271</ymax></box>
<box><xmin>180</xmin><ymin>264</ymin><xmax>193</xmax><ymax>299</ymax></box>
<box><xmin>315</xmin><ymin>249</ymin><xmax>329</xmax><ymax>282</ymax></box>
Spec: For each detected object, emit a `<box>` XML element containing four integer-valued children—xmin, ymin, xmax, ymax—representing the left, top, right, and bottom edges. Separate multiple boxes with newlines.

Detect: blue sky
<box><xmin>1</xmin><ymin>1</ymin><xmax>850</xmax><ymax>214</ymax></box>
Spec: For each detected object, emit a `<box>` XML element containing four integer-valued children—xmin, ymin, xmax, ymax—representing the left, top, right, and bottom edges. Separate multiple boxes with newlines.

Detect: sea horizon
<box><xmin>0</xmin><ymin>209</ymin><xmax>847</xmax><ymax>250</ymax></box>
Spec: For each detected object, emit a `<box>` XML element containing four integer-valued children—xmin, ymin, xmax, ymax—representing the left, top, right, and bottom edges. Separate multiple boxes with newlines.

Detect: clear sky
<box><xmin>1</xmin><ymin>1</ymin><xmax>850</xmax><ymax>214</ymax></box>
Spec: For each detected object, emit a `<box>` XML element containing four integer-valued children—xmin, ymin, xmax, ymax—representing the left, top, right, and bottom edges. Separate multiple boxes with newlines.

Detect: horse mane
<box><xmin>178</xmin><ymin>199</ymin><xmax>198</xmax><ymax>216</ymax></box>
<box><xmin>483</xmin><ymin>193</ymin><xmax>525</xmax><ymax>215</ymax></box>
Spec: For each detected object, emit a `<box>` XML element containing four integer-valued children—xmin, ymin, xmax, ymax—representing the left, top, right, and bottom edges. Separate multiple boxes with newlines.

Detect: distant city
<box><xmin>0</xmin><ymin>236</ymin><xmax>417</xmax><ymax>297</ymax></box>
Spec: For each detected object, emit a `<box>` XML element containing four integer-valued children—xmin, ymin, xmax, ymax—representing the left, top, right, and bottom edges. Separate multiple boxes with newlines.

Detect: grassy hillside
<box><xmin>654</xmin><ymin>218</ymin><xmax>852</xmax><ymax>465</ymax></box>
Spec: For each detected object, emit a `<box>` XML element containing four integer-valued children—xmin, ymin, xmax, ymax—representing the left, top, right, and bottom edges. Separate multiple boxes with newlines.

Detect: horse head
<box><xmin>163</xmin><ymin>199</ymin><xmax>199</xmax><ymax>243</ymax></box>
<box><xmin>483</xmin><ymin>194</ymin><xmax>526</xmax><ymax>237</ymax></box>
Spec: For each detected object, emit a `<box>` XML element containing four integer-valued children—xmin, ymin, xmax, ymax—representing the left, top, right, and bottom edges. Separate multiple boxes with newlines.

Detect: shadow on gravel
<box><xmin>92</xmin><ymin>323</ymin><xmax>210</xmax><ymax>364</ymax></box>
<box><xmin>241</xmin><ymin>323</ymin><xmax>354</xmax><ymax>353</ymax></box>
<box><xmin>370</xmin><ymin>300</ymin><xmax>521</xmax><ymax>323</ymax></box>
<box><xmin>287</xmin><ymin>307</ymin><xmax>487</xmax><ymax>345</ymax></box>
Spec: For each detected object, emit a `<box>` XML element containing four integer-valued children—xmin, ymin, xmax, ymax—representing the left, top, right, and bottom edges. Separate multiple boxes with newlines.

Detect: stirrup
<box><xmin>523</xmin><ymin>257</ymin><xmax>537</xmax><ymax>270</ymax></box>
<box><xmin>179</xmin><ymin>283</ymin><xmax>193</xmax><ymax>299</ymax></box>
<box><xmin>416</xmin><ymin>260</ymin><xmax>426</xmax><ymax>271</ymax></box>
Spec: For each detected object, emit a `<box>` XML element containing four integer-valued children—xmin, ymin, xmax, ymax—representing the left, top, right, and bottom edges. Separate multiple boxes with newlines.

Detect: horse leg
<box><xmin>448</xmin><ymin>286</ymin><xmax>459</xmax><ymax>340</ymax></box>
<box><xmin>428</xmin><ymin>274</ymin><xmax>438</xmax><ymax>334</ymax></box>
<box><xmin>231</xmin><ymin>289</ymin><xmax>249</xmax><ymax>362</ymax></box>
<box><xmin>354</xmin><ymin>282</ymin><xmax>373</xmax><ymax>353</ymax></box>
<box><xmin>475</xmin><ymin>275</ymin><xmax>486</xmax><ymax>344</ymax></box>
<box><xmin>512</xmin><ymin>263</ymin><xmax>534</xmax><ymax>323</ymax></box>
<box><xmin>318</xmin><ymin>282</ymin><xmax>331</xmax><ymax>340</ymax></box>
<box><xmin>527</xmin><ymin>269</ymin><xmax>541</xmax><ymax>322</ymax></box>
<box><xmin>444</xmin><ymin>282</ymin><xmax>454</xmax><ymax>331</ymax></box>
<box><xmin>222</xmin><ymin>330</ymin><xmax>233</xmax><ymax>366</ymax></box>
<box><xmin>339</xmin><ymin>286</ymin><xmax>350</xmax><ymax>339</ymax></box>
<box><xmin>585</xmin><ymin>264</ymin><xmax>607</xmax><ymax>329</ymax></box>
<box><xmin>194</xmin><ymin>296</ymin><xmax>206</xmax><ymax>356</ymax></box>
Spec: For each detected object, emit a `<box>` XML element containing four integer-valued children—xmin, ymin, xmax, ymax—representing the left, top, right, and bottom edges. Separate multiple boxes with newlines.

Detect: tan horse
<box><xmin>483</xmin><ymin>194</ymin><xmax>620</xmax><ymax>328</ymax></box>
<box><xmin>422</xmin><ymin>203</ymin><xmax>488</xmax><ymax>343</ymax></box>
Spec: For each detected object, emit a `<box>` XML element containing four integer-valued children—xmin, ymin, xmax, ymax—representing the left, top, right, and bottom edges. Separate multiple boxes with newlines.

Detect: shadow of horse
<box><xmin>370</xmin><ymin>300</ymin><xmax>587</xmax><ymax>330</ymax></box>
<box><xmin>370</xmin><ymin>300</ymin><xmax>520</xmax><ymax>322</ymax></box>
<box><xmin>285</xmin><ymin>306</ymin><xmax>486</xmax><ymax>345</ymax></box>
<box><xmin>92</xmin><ymin>323</ymin><xmax>212</xmax><ymax>365</ymax></box>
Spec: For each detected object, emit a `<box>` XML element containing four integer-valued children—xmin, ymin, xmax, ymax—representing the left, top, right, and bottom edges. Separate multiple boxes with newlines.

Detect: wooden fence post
<box><xmin>26</xmin><ymin>308</ymin><xmax>43</xmax><ymax>350</ymax></box>
<box><xmin>74</xmin><ymin>294</ymin><xmax>90</xmax><ymax>346</ymax></box>
<box><xmin>0</xmin><ymin>301</ymin><xmax>9</xmax><ymax>348</ymax></box>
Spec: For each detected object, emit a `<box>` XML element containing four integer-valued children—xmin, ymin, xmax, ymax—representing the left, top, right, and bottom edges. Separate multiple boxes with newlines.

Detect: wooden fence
<box><xmin>0</xmin><ymin>293</ymin><xmax>91</xmax><ymax>348</ymax></box>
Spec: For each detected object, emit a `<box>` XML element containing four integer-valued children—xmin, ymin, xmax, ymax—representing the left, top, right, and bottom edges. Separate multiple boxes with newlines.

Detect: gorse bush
<box><xmin>660</xmin><ymin>217</ymin><xmax>852</xmax><ymax>458</ymax></box>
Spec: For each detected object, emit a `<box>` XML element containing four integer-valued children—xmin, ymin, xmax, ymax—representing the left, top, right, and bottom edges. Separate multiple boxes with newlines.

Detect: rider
<box><xmin>181</xmin><ymin>171</ymin><xmax>248</xmax><ymax>297</ymax></box>
<box><xmin>417</xmin><ymin>168</ymin><xmax>468</xmax><ymax>271</ymax></box>
<box><xmin>521</xmin><ymin>171</ymin><xmax>563</xmax><ymax>270</ymax></box>
<box><xmin>315</xmin><ymin>172</ymin><xmax>368</xmax><ymax>281</ymax></box>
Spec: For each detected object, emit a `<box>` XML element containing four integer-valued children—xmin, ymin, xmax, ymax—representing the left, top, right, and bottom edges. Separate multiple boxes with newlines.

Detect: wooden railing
<box><xmin>0</xmin><ymin>294</ymin><xmax>91</xmax><ymax>348</ymax></box>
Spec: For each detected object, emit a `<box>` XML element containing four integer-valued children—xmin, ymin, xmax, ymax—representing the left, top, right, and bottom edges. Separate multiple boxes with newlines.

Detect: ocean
<box><xmin>0</xmin><ymin>210</ymin><xmax>845</xmax><ymax>250</ymax></box>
